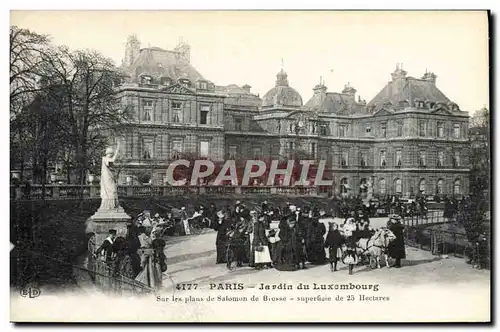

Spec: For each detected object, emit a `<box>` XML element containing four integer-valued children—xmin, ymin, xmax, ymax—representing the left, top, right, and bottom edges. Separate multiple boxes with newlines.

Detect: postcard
<box><xmin>9</xmin><ymin>10</ymin><xmax>490</xmax><ymax>323</ymax></box>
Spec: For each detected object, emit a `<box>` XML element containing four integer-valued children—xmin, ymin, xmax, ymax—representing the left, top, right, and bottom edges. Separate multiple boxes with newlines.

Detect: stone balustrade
<box><xmin>10</xmin><ymin>184</ymin><xmax>330</xmax><ymax>200</ymax></box>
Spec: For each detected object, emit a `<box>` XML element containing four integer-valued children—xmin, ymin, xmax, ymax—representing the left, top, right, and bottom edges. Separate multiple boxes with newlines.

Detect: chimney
<box><xmin>342</xmin><ymin>82</ymin><xmax>357</xmax><ymax>97</ymax></box>
<box><xmin>421</xmin><ymin>70</ymin><xmax>437</xmax><ymax>85</ymax></box>
<box><xmin>124</xmin><ymin>34</ymin><xmax>141</xmax><ymax>67</ymax></box>
<box><xmin>312</xmin><ymin>79</ymin><xmax>327</xmax><ymax>106</ymax></box>
<box><xmin>391</xmin><ymin>62</ymin><xmax>407</xmax><ymax>82</ymax></box>
<box><xmin>242</xmin><ymin>84</ymin><xmax>251</xmax><ymax>93</ymax></box>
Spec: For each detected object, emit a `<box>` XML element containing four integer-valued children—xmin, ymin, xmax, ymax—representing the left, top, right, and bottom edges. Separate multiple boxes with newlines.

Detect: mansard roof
<box><xmin>367</xmin><ymin>76</ymin><xmax>451</xmax><ymax>108</ymax></box>
<box><xmin>124</xmin><ymin>47</ymin><xmax>205</xmax><ymax>83</ymax></box>
<box><xmin>305</xmin><ymin>92</ymin><xmax>366</xmax><ymax>115</ymax></box>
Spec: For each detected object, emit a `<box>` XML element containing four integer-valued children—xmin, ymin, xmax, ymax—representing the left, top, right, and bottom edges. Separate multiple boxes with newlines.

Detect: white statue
<box><xmin>99</xmin><ymin>141</ymin><xmax>120</xmax><ymax>210</ymax></box>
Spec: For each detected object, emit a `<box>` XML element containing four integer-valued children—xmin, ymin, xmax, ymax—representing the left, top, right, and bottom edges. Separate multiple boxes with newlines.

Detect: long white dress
<box><xmin>99</xmin><ymin>156</ymin><xmax>119</xmax><ymax>210</ymax></box>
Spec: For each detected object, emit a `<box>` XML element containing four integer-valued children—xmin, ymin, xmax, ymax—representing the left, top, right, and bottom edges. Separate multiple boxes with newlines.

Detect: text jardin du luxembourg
<box><xmin>257</xmin><ymin>282</ymin><xmax>380</xmax><ymax>292</ymax></box>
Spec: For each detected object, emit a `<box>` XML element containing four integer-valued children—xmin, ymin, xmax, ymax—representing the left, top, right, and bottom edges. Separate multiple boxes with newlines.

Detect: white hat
<box><xmin>289</xmin><ymin>205</ymin><xmax>297</xmax><ymax>212</ymax></box>
<box><xmin>181</xmin><ymin>207</ymin><xmax>186</xmax><ymax>210</ymax></box>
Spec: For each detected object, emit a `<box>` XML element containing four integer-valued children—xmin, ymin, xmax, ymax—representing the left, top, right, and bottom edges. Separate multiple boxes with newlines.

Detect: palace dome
<box><xmin>262</xmin><ymin>69</ymin><xmax>303</xmax><ymax>108</ymax></box>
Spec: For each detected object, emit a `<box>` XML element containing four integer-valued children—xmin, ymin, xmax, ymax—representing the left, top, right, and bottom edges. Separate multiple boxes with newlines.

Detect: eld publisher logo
<box><xmin>20</xmin><ymin>287</ymin><xmax>41</xmax><ymax>299</ymax></box>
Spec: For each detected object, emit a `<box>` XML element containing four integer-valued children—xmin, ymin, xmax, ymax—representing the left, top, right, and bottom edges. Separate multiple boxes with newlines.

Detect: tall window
<box><xmin>288</xmin><ymin>141</ymin><xmax>295</xmax><ymax>151</ymax></box>
<box><xmin>453</xmin><ymin>151</ymin><xmax>460</xmax><ymax>167</ymax></box>
<box><xmin>419</xmin><ymin>151</ymin><xmax>426</xmax><ymax>167</ymax></box>
<box><xmin>234</xmin><ymin>118</ymin><xmax>242</xmax><ymax>131</ymax></box>
<box><xmin>171</xmin><ymin>102</ymin><xmax>183</xmax><ymax>123</ymax></box>
<box><xmin>253</xmin><ymin>147</ymin><xmax>262</xmax><ymax>159</ymax></box>
<box><xmin>341</xmin><ymin>151</ymin><xmax>349</xmax><ymax>167</ymax></box>
<box><xmin>437</xmin><ymin>122</ymin><xmax>444</xmax><ymax>137</ymax></box>
<box><xmin>394</xmin><ymin>178</ymin><xmax>402</xmax><ymax>194</ymax></box>
<box><xmin>360</xmin><ymin>152</ymin><xmax>367</xmax><ymax>167</ymax></box>
<box><xmin>143</xmin><ymin>139</ymin><xmax>153</xmax><ymax>159</ymax></box>
<box><xmin>437</xmin><ymin>179</ymin><xmax>444</xmax><ymax>194</ymax></box>
<box><xmin>200</xmin><ymin>105</ymin><xmax>210</xmax><ymax>125</ymax></box>
<box><xmin>379</xmin><ymin>178</ymin><xmax>386</xmax><ymax>195</ymax></box>
<box><xmin>320</xmin><ymin>124</ymin><xmax>328</xmax><ymax>136</ymax></box>
<box><xmin>311</xmin><ymin>142</ymin><xmax>316</xmax><ymax>159</ymax></box>
<box><xmin>340</xmin><ymin>178</ymin><xmax>349</xmax><ymax>194</ymax></box>
<box><xmin>454</xmin><ymin>179</ymin><xmax>461</xmax><ymax>195</ymax></box>
<box><xmin>311</xmin><ymin>123</ymin><xmax>317</xmax><ymax>134</ymax></box>
<box><xmin>172</xmin><ymin>140</ymin><xmax>183</xmax><ymax>159</ymax></box>
<box><xmin>438</xmin><ymin>151</ymin><xmax>445</xmax><ymax>167</ymax></box>
<box><xmin>228</xmin><ymin>145</ymin><xmax>237</xmax><ymax>159</ymax></box>
<box><xmin>395</xmin><ymin>150</ymin><xmax>402</xmax><ymax>167</ymax></box>
<box><xmin>200</xmin><ymin>141</ymin><xmax>209</xmax><ymax>158</ymax></box>
<box><xmin>453</xmin><ymin>123</ymin><xmax>461</xmax><ymax>138</ymax></box>
<box><xmin>142</xmin><ymin>100</ymin><xmax>153</xmax><ymax>121</ymax></box>
<box><xmin>381</xmin><ymin>123</ymin><xmax>387</xmax><ymax>138</ymax></box>
<box><xmin>419</xmin><ymin>121</ymin><xmax>426</xmax><ymax>137</ymax></box>
<box><xmin>365</xmin><ymin>126</ymin><xmax>371</xmax><ymax>135</ymax></box>
<box><xmin>339</xmin><ymin>125</ymin><xmax>346</xmax><ymax>137</ymax></box>
<box><xmin>397</xmin><ymin>121</ymin><xmax>403</xmax><ymax>137</ymax></box>
<box><xmin>380</xmin><ymin>151</ymin><xmax>386</xmax><ymax>167</ymax></box>
<box><xmin>419</xmin><ymin>179</ymin><xmax>426</xmax><ymax>194</ymax></box>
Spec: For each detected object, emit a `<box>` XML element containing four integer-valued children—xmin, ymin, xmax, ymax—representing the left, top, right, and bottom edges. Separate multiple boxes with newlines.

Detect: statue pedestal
<box><xmin>89</xmin><ymin>206</ymin><xmax>131</xmax><ymax>246</ymax></box>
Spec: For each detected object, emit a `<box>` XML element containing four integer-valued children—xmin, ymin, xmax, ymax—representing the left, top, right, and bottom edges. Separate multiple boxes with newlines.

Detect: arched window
<box><xmin>419</xmin><ymin>179</ymin><xmax>426</xmax><ymax>194</ymax></box>
<box><xmin>436</xmin><ymin>179</ymin><xmax>444</xmax><ymax>194</ymax></box>
<box><xmin>340</xmin><ymin>178</ymin><xmax>349</xmax><ymax>194</ymax></box>
<box><xmin>379</xmin><ymin>178</ymin><xmax>386</xmax><ymax>195</ymax></box>
<box><xmin>394</xmin><ymin>178</ymin><xmax>402</xmax><ymax>194</ymax></box>
<box><xmin>454</xmin><ymin>179</ymin><xmax>461</xmax><ymax>195</ymax></box>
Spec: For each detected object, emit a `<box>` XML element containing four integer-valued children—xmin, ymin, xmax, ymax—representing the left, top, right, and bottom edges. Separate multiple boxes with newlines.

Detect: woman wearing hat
<box><xmin>252</xmin><ymin>214</ymin><xmax>272</xmax><ymax>269</ymax></box>
<box><xmin>135</xmin><ymin>238</ymin><xmax>167</xmax><ymax>291</ymax></box>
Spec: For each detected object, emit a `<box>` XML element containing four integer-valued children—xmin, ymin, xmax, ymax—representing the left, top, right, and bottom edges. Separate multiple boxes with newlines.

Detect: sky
<box><xmin>10</xmin><ymin>10</ymin><xmax>489</xmax><ymax>113</ymax></box>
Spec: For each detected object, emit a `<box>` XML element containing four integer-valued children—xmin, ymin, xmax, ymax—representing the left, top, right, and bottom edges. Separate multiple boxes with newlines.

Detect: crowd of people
<box><xmin>328</xmin><ymin>194</ymin><xmax>430</xmax><ymax>220</ymax></box>
<box><xmin>213</xmin><ymin>200</ymin><xmax>406</xmax><ymax>274</ymax></box>
<box><xmin>85</xmin><ymin>212</ymin><xmax>170</xmax><ymax>291</ymax></box>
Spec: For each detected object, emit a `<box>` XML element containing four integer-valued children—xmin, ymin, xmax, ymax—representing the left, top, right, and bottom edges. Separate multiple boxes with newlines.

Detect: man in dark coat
<box><xmin>126</xmin><ymin>224</ymin><xmax>141</xmax><ymax>275</ymax></box>
<box><xmin>324</xmin><ymin>222</ymin><xmax>344</xmax><ymax>271</ymax></box>
<box><xmin>216</xmin><ymin>211</ymin><xmax>234</xmax><ymax>264</ymax></box>
<box><xmin>261</xmin><ymin>200</ymin><xmax>269</xmax><ymax>214</ymax></box>
<box><xmin>295</xmin><ymin>208</ymin><xmax>308</xmax><ymax>269</ymax></box>
<box><xmin>387</xmin><ymin>215</ymin><xmax>406</xmax><ymax>268</ymax></box>
<box><xmin>95</xmin><ymin>229</ymin><xmax>117</xmax><ymax>263</ymax></box>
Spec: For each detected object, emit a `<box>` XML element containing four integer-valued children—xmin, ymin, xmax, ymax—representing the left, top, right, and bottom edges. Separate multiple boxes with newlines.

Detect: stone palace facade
<box><xmin>114</xmin><ymin>35</ymin><xmax>470</xmax><ymax>197</ymax></box>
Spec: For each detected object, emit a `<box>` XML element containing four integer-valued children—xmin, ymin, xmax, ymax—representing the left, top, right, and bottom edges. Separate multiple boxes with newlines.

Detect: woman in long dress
<box><xmin>305</xmin><ymin>215</ymin><xmax>327</xmax><ymax>265</ymax></box>
<box><xmin>135</xmin><ymin>238</ymin><xmax>167</xmax><ymax>291</ymax></box>
<box><xmin>274</xmin><ymin>214</ymin><xmax>299</xmax><ymax>271</ymax></box>
<box><xmin>99</xmin><ymin>142</ymin><xmax>120</xmax><ymax>210</ymax></box>
<box><xmin>252</xmin><ymin>215</ymin><xmax>272</xmax><ymax>269</ymax></box>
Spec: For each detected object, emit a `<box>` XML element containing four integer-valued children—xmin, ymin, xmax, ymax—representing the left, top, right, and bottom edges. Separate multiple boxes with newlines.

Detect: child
<box><xmin>324</xmin><ymin>222</ymin><xmax>344</xmax><ymax>272</ymax></box>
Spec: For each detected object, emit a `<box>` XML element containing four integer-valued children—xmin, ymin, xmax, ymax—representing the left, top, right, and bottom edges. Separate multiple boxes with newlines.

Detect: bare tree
<box><xmin>10</xmin><ymin>26</ymin><xmax>50</xmax><ymax>116</ymax></box>
<box><xmin>40</xmin><ymin>46</ymin><xmax>133</xmax><ymax>185</ymax></box>
<box><xmin>10</xmin><ymin>26</ymin><xmax>50</xmax><ymax>180</ymax></box>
